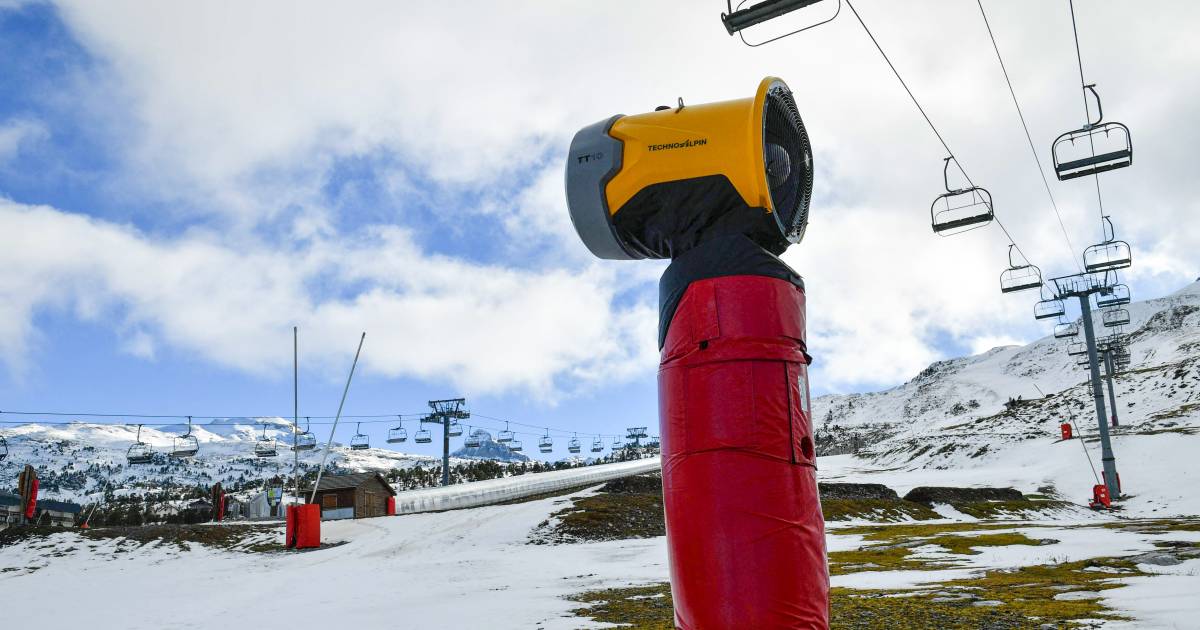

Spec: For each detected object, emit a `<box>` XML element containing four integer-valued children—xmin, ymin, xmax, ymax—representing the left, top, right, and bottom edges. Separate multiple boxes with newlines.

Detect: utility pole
<box><xmin>1054</xmin><ymin>272</ymin><xmax>1121</xmax><ymax>499</ymax></box>
<box><xmin>423</xmin><ymin>398</ymin><xmax>469</xmax><ymax>486</ymax></box>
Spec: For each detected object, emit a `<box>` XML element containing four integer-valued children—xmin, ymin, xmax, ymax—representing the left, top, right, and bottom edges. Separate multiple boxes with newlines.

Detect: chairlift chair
<box><xmin>349</xmin><ymin>422</ymin><xmax>370</xmax><ymax>450</ymax></box>
<box><xmin>497</xmin><ymin>422</ymin><xmax>515</xmax><ymax>443</ymax></box>
<box><xmin>387</xmin><ymin>418</ymin><xmax>408</xmax><ymax>444</ymax></box>
<box><xmin>254</xmin><ymin>423</ymin><xmax>278</xmax><ymax>458</ymax></box>
<box><xmin>464</xmin><ymin>428</ymin><xmax>483</xmax><ymax>449</ymax></box>
<box><xmin>647</xmin><ymin>436</ymin><xmax>661</xmax><ymax>449</ymax></box>
<box><xmin>1083</xmin><ymin>217</ymin><xmax>1132</xmax><ymax>273</ymax></box>
<box><xmin>127</xmin><ymin>424</ymin><xmax>154</xmax><ymax>465</ymax></box>
<box><xmin>170</xmin><ymin>416</ymin><xmax>199</xmax><ymax>459</ymax></box>
<box><xmin>0</xmin><ymin>434</ymin><xmax>7</xmax><ymax>461</ymax></box>
<box><xmin>293</xmin><ymin>416</ymin><xmax>317</xmax><ymax>451</ymax></box>
<box><xmin>1051</xmin><ymin>85</ymin><xmax>1132</xmax><ymax>181</ymax></box>
<box><xmin>414</xmin><ymin>429</ymin><xmax>432</xmax><ymax>444</ymax></box>
<box><xmin>1102</xmin><ymin>308</ymin><xmax>1130</xmax><ymax>328</ymax></box>
<box><xmin>1096</xmin><ymin>284</ymin><xmax>1131</xmax><ymax>308</ymax></box>
<box><xmin>1053</xmin><ymin>321</ymin><xmax>1079</xmax><ymax>339</ymax></box>
<box><xmin>931</xmin><ymin>157</ymin><xmax>994</xmax><ymax>235</ymax></box>
<box><xmin>539</xmin><ymin>430</ymin><xmax>554</xmax><ymax>453</ymax></box>
<box><xmin>612</xmin><ymin>436</ymin><xmax>624</xmax><ymax>450</ymax></box>
<box><xmin>1034</xmin><ymin>298</ymin><xmax>1066</xmax><ymax>321</ymax></box>
<box><xmin>591</xmin><ymin>437</ymin><xmax>604</xmax><ymax>453</ymax></box>
<box><xmin>1000</xmin><ymin>245</ymin><xmax>1042</xmax><ymax>294</ymax></box>
<box><xmin>720</xmin><ymin>0</ymin><xmax>840</xmax><ymax>47</ymax></box>
<box><xmin>448</xmin><ymin>419</ymin><xmax>464</xmax><ymax>437</ymax></box>
<box><xmin>1067</xmin><ymin>342</ymin><xmax>1089</xmax><ymax>357</ymax></box>
<box><xmin>509</xmin><ymin>440</ymin><xmax>523</xmax><ymax>452</ymax></box>
<box><xmin>567</xmin><ymin>434</ymin><xmax>582</xmax><ymax>454</ymax></box>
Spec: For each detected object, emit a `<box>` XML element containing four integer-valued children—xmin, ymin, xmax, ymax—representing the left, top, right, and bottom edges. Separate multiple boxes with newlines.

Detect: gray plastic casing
<box><xmin>564</xmin><ymin>115</ymin><xmax>640</xmax><ymax>260</ymax></box>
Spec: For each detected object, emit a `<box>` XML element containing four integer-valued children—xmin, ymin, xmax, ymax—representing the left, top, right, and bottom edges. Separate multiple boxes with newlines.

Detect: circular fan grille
<box><xmin>763</xmin><ymin>83</ymin><xmax>813</xmax><ymax>245</ymax></box>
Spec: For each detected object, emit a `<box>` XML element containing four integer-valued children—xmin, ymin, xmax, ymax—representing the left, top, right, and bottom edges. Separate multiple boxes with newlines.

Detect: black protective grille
<box><xmin>763</xmin><ymin>83</ymin><xmax>813</xmax><ymax>244</ymax></box>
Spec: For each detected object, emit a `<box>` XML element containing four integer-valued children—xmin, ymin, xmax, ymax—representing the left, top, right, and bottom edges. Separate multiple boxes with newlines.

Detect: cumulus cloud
<box><xmin>0</xmin><ymin>118</ymin><xmax>48</xmax><ymax>164</ymax></box>
<box><xmin>0</xmin><ymin>199</ymin><xmax>658</xmax><ymax>398</ymax></box>
<box><xmin>2</xmin><ymin>0</ymin><xmax>1198</xmax><ymax>397</ymax></box>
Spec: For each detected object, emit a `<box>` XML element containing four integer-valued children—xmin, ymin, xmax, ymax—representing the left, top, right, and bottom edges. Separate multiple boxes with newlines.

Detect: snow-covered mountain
<box><xmin>451</xmin><ymin>431</ymin><xmax>530</xmax><ymax>463</ymax></box>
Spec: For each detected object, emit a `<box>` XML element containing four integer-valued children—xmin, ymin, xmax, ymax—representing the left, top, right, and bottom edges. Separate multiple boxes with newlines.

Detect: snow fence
<box><xmin>392</xmin><ymin>457</ymin><xmax>662</xmax><ymax>515</ymax></box>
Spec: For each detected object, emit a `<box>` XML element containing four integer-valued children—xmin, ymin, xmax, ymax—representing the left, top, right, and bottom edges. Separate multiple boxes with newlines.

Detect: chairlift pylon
<box><xmin>254</xmin><ymin>423</ymin><xmax>278</xmax><ymax>458</ymax></box>
<box><xmin>1051</xmin><ymin>84</ymin><xmax>1132</xmax><ymax>181</ymax></box>
<box><xmin>126</xmin><ymin>424</ymin><xmax>154</xmax><ymax>465</ymax></box>
<box><xmin>1083</xmin><ymin>216</ymin><xmax>1132</xmax><ymax>273</ymax></box>
<box><xmin>1000</xmin><ymin>244</ymin><xmax>1042</xmax><ymax>294</ymax></box>
<box><xmin>931</xmin><ymin>157</ymin><xmax>994</xmax><ymax>235</ymax></box>
<box><xmin>294</xmin><ymin>416</ymin><xmax>317</xmax><ymax>451</ymax></box>
<box><xmin>497</xmin><ymin>422</ymin><xmax>515</xmax><ymax>443</ymax></box>
<box><xmin>539</xmin><ymin>429</ymin><xmax>554</xmax><ymax>454</ymax></box>
<box><xmin>349</xmin><ymin>422</ymin><xmax>369</xmax><ymax>450</ymax></box>
<box><xmin>720</xmin><ymin>0</ymin><xmax>840</xmax><ymax>47</ymax></box>
<box><xmin>387</xmin><ymin>417</ymin><xmax>408</xmax><ymax>444</ymax></box>
<box><xmin>169</xmin><ymin>415</ymin><xmax>199</xmax><ymax>459</ymax></box>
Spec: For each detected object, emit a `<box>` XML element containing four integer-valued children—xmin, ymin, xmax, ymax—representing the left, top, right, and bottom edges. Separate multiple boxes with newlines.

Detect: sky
<box><xmin>0</xmin><ymin>0</ymin><xmax>1197</xmax><ymax>459</ymax></box>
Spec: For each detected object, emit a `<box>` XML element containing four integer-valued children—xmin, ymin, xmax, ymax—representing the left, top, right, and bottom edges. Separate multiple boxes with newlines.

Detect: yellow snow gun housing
<box><xmin>565</xmin><ymin>77</ymin><xmax>812</xmax><ymax>260</ymax></box>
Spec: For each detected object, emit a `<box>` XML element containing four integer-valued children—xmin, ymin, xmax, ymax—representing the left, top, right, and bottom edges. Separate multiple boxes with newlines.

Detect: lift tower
<box><xmin>422</xmin><ymin>398</ymin><xmax>469</xmax><ymax>486</ymax></box>
<box><xmin>1050</xmin><ymin>273</ymin><xmax>1121</xmax><ymax>499</ymax></box>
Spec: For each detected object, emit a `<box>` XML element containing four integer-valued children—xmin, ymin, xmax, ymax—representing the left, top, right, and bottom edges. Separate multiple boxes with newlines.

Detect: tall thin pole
<box><xmin>1078</xmin><ymin>296</ymin><xmax>1120</xmax><ymax>497</ymax></box>
<box><xmin>442</xmin><ymin>414</ymin><xmax>450</xmax><ymax>487</ymax></box>
<box><xmin>310</xmin><ymin>332</ymin><xmax>366</xmax><ymax>504</ymax></box>
<box><xmin>1103</xmin><ymin>351</ymin><xmax>1119</xmax><ymax>427</ymax></box>
<box><xmin>293</xmin><ymin>326</ymin><xmax>300</xmax><ymax>503</ymax></box>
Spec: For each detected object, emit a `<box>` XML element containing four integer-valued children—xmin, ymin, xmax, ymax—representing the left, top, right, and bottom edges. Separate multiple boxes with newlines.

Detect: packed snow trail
<box><xmin>393</xmin><ymin>456</ymin><xmax>661</xmax><ymax>514</ymax></box>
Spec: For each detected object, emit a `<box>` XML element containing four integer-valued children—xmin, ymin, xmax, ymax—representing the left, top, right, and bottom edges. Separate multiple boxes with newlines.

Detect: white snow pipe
<box><xmin>392</xmin><ymin>456</ymin><xmax>662</xmax><ymax>515</ymax></box>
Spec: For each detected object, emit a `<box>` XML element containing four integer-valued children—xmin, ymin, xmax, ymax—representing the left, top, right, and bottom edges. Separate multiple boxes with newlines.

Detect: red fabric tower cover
<box><xmin>660</xmin><ymin>275</ymin><xmax>828</xmax><ymax>629</ymax></box>
<box><xmin>1060</xmin><ymin>423</ymin><xmax>1072</xmax><ymax>440</ymax></box>
<box><xmin>294</xmin><ymin>504</ymin><xmax>321</xmax><ymax>549</ymax></box>
<box><xmin>25</xmin><ymin>478</ymin><xmax>38</xmax><ymax>520</ymax></box>
<box><xmin>285</xmin><ymin>505</ymin><xmax>298</xmax><ymax>548</ymax></box>
<box><xmin>387</xmin><ymin>496</ymin><xmax>396</xmax><ymax>516</ymax></box>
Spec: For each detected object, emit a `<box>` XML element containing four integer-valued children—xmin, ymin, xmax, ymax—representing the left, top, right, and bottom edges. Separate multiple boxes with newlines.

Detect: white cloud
<box><xmin>0</xmin><ymin>118</ymin><xmax>47</xmax><ymax>164</ymax></box>
<box><xmin>2</xmin><ymin>0</ymin><xmax>1197</xmax><ymax>395</ymax></box>
<box><xmin>0</xmin><ymin>199</ymin><xmax>658</xmax><ymax>398</ymax></box>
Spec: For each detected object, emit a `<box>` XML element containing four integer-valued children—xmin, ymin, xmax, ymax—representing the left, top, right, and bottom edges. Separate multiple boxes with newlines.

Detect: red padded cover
<box><xmin>387</xmin><ymin>496</ymin><xmax>396</xmax><ymax>516</ymax></box>
<box><xmin>1060</xmin><ymin>423</ymin><xmax>1072</xmax><ymax>440</ymax></box>
<box><xmin>294</xmin><ymin>504</ymin><xmax>321</xmax><ymax>549</ymax></box>
<box><xmin>660</xmin><ymin>275</ymin><xmax>828</xmax><ymax>629</ymax></box>
<box><xmin>25</xmin><ymin>478</ymin><xmax>38</xmax><ymax>519</ymax></box>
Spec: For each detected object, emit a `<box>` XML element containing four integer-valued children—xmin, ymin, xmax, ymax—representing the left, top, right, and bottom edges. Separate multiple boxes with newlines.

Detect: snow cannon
<box><xmin>565</xmin><ymin>77</ymin><xmax>828</xmax><ymax>629</ymax></box>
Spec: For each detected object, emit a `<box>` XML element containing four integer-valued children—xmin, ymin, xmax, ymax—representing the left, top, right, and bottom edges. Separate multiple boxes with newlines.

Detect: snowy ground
<box><xmin>4</xmin><ymin>479</ymin><xmax>1200</xmax><ymax>629</ymax></box>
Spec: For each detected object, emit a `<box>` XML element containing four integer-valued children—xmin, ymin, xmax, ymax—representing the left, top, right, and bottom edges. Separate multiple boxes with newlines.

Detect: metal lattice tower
<box><xmin>422</xmin><ymin>398</ymin><xmax>470</xmax><ymax>486</ymax></box>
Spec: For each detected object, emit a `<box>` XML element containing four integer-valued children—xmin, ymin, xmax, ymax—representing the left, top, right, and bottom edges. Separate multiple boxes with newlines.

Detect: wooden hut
<box><xmin>305</xmin><ymin>472</ymin><xmax>395</xmax><ymax>520</ymax></box>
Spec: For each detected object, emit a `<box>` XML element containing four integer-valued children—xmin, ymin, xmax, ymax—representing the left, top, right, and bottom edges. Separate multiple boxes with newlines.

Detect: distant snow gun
<box><xmin>565</xmin><ymin>77</ymin><xmax>828</xmax><ymax>629</ymax></box>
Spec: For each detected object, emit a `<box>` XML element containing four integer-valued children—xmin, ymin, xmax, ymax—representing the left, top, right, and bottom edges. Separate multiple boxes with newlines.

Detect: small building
<box><xmin>0</xmin><ymin>494</ymin><xmax>81</xmax><ymax>529</ymax></box>
<box><xmin>304</xmin><ymin>472</ymin><xmax>395</xmax><ymax>520</ymax></box>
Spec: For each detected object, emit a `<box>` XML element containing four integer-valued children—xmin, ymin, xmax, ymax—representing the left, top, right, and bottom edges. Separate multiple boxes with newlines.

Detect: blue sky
<box><xmin>2</xmin><ymin>1</ymin><xmax>1197</xmax><ymax>458</ymax></box>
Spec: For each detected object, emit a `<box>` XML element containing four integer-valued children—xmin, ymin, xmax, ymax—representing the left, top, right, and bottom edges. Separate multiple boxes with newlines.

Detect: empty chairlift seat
<box><xmin>292</xmin><ymin>417</ymin><xmax>317</xmax><ymax>451</ymax></box>
<box><xmin>1067</xmin><ymin>342</ymin><xmax>1089</xmax><ymax>357</ymax></box>
<box><xmin>255</xmin><ymin>422</ymin><xmax>278</xmax><ymax>457</ymax></box>
<box><xmin>387</xmin><ymin>424</ymin><xmax>408</xmax><ymax>444</ymax></box>
<box><xmin>1051</xmin><ymin>84</ymin><xmax>1132</xmax><ymax>180</ymax></box>
<box><xmin>930</xmin><ymin>157</ymin><xmax>993</xmax><ymax>235</ymax></box>
<box><xmin>448</xmin><ymin>420</ymin><xmax>464</xmax><ymax>437</ymax></box>
<box><xmin>1096</xmin><ymin>283</ymin><xmax>1131</xmax><ymax>308</ymax></box>
<box><xmin>464</xmin><ymin>429</ymin><xmax>483</xmax><ymax>449</ymax></box>
<box><xmin>568</xmin><ymin>435</ymin><xmax>581</xmax><ymax>454</ymax></box>
<box><xmin>414</xmin><ymin>429</ymin><xmax>432</xmax><ymax>444</ymax></box>
<box><xmin>508</xmin><ymin>439</ymin><xmax>523</xmax><ymax>452</ymax></box>
<box><xmin>1000</xmin><ymin>245</ymin><xmax>1042</xmax><ymax>293</ymax></box>
<box><xmin>1053</xmin><ymin>320</ymin><xmax>1079</xmax><ymax>339</ymax></box>
<box><xmin>591</xmin><ymin>437</ymin><xmax>604</xmax><ymax>453</ymax></box>
<box><xmin>497</xmin><ymin>422</ymin><xmax>515</xmax><ymax>443</ymax></box>
<box><xmin>1083</xmin><ymin>217</ymin><xmax>1132</xmax><ymax>273</ymax></box>
<box><xmin>1034</xmin><ymin>298</ymin><xmax>1066</xmax><ymax>320</ymax></box>
<box><xmin>539</xmin><ymin>432</ymin><xmax>554</xmax><ymax>453</ymax></box>
<box><xmin>127</xmin><ymin>424</ymin><xmax>155</xmax><ymax>465</ymax></box>
<box><xmin>1102</xmin><ymin>308</ymin><xmax>1130</xmax><ymax>328</ymax></box>
<box><xmin>170</xmin><ymin>416</ymin><xmax>199</xmax><ymax>459</ymax></box>
<box><xmin>349</xmin><ymin>422</ymin><xmax>370</xmax><ymax>450</ymax></box>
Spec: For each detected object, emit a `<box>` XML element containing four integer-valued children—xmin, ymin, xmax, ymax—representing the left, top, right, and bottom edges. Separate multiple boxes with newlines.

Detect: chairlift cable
<box><xmin>1067</xmin><ymin>0</ymin><xmax>1111</xmax><ymax>240</ymax></box>
<box><xmin>1069</xmin><ymin>416</ymin><xmax>1101</xmax><ymax>484</ymax></box>
<box><xmin>976</xmin><ymin>0</ymin><xmax>1082</xmax><ymax>273</ymax></box>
